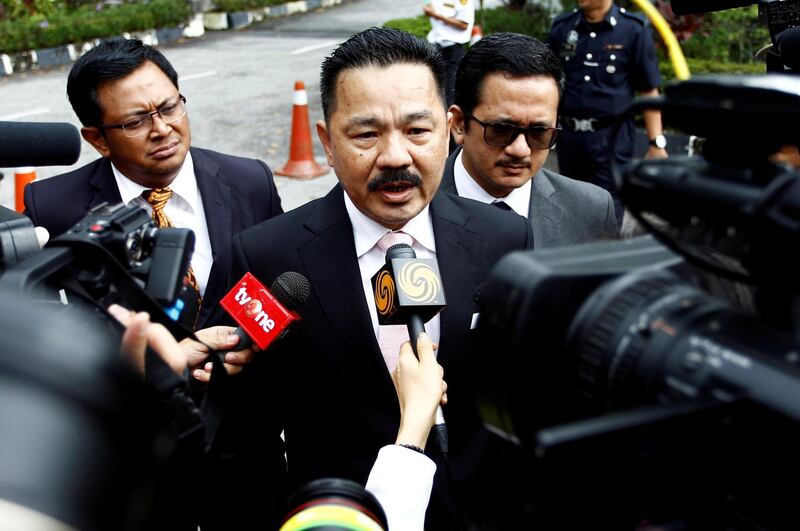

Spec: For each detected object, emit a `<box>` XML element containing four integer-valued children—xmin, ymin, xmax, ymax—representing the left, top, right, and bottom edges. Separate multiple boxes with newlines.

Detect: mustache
<box><xmin>495</xmin><ymin>157</ymin><xmax>531</xmax><ymax>168</ymax></box>
<box><xmin>367</xmin><ymin>169</ymin><xmax>423</xmax><ymax>192</ymax></box>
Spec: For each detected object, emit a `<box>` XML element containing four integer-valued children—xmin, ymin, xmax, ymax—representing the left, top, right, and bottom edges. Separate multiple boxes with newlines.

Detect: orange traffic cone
<box><xmin>470</xmin><ymin>25</ymin><xmax>483</xmax><ymax>46</ymax></box>
<box><xmin>275</xmin><ymin>81</ymin><xmax>328</xmax><ymax>180</ymax></box>
<box><xmin>15</xmin><ymin>166</ymin><xmax>36</xmax><ymax>213</ymax></box>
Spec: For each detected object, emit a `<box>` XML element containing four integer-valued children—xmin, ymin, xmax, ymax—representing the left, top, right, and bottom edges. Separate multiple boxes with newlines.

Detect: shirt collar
<box><xmin>343</xmin><ymin>190</ymin><xmax>436</xmax><ymax>257</ymax></box>
<box><xmin>453</xmin><ymin>150</ymin><xmax>532</xmax><ymax>218</ymax></box>
<box><xmin>578</xmin><ymin>2</ymin><xmax>619</xmax><ymax>29</ymax></box>
<box><xmin>111</xmin><ymin>151</ymin><xmax>198</xmax><ymax>213</ymax></box>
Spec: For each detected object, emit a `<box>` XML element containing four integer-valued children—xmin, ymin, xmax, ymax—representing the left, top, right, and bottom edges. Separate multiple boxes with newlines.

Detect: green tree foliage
<box><xmin>0</xmin><ymin>0</ymin><xmax>191</xmax><ymax>53</ymax></box>
<box><xmin>680</xmin><ymin>5</ymin><xmax>769</xmax><ymax>64</ymax></box>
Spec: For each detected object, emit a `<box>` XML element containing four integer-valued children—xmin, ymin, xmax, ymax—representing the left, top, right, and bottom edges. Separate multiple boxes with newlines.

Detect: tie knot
<box><xmin>492</xmin><ymin>200</ymin><xmax>512</xmax><ymax>211</ymax></box>
<box><xmin>143</xmin><ymin>187</ymin><xmax>173</xmax><ymax>213</ymax></box>
<box><xmin>377</xmin><ymin>230</ymin><xmax>413</xmax><ymax>252</ymax></box>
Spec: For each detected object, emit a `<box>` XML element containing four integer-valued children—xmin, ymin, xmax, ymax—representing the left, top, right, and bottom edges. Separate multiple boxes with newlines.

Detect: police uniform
<box><xmin>426</xmin><ymin>0</ymin><xmax>474</xmax><ymax>105</ymax></box>
<box><xmin>548</xmin><ymin>3</ymin><xmax>661</xmax><ymax>225</ymax></box>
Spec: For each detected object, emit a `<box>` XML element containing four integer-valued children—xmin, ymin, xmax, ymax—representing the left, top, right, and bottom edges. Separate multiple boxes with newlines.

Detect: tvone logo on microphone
<box><xmin>234</xmin><ymin>286</ymin><xmax>275</xmax><ymax>332</ymax></box>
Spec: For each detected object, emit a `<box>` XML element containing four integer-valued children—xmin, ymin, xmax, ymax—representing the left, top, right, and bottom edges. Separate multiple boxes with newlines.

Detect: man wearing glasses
<box><xmin>439</xmin><ymin>32</ymin><xmax>618</xmax><ymax>247</ymax></box>
<box><xmin>23</xmin><ymin>39</ymin><xmax>283</xmax><ymax>330</ymax></box>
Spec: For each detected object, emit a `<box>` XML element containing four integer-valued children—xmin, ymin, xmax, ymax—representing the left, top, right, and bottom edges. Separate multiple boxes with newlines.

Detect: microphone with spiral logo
<box><xmin>371</xmin><ymin>243</ymin><xmax>449</xmax><ymax>454</ymax></box>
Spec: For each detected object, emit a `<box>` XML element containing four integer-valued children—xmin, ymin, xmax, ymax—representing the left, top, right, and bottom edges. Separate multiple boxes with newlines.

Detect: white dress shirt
<box><xmin>111</xmin><ymin>151</ymin><xmax>213</xmax><ymax>296</ymax></box>
<box><xmin>453</xmin><ymin>150</ymin><xmax>532</xmax><ymax>218</ymax></box>
<box><xmin>342</xmin><ymin>193</ymin><xmax>441</xmax><ymax>348</ymax></box>
<box><xmin>366</xmin><ymin>445</ymin><xmax>436</xmax><ymax>531</ymax></box>
<box><xmin>426</xmin><ymin>0</ymin><xmax>475</xmax><ymax>46</ymax></box>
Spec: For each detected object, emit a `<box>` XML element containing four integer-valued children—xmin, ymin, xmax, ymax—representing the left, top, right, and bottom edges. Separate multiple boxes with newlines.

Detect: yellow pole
<box><xmin>630</xmin><ymin>0</ymin><xmax>691</xmax><ymax>80</ymax></box>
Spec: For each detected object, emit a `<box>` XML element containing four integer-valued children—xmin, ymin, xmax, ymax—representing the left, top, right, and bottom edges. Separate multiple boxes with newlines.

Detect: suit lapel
<box><xmin>530</xmin><ymin>169</ymin><xmax>563</xmax><ymax>247</ymax></box>
<box><xmin>430</xmin><ymin>194</ymin><xmax>482</xmax><ymax>367</ymax></box>
<box><xmin>438</xmin><ymin>147</ymin><xmax>460</xmax><ymax>194</ymax></box>
<box><xmin>297</xmin><ymin>186</ymin><xmax>397</xmax><ymax>404</ymax></box>
<box><xmin>192</xmin><ymin>149</ymin><xmax>232</xmax><ymax>328</ymax></box>
<box><xmin>87</xmin><ymin>159</ymin><xmax>123</xmax><ymax>209</ymax></box>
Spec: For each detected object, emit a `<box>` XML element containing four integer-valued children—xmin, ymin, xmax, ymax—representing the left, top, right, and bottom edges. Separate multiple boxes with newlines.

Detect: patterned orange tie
<box><xmin>142</xmin><ymin>188</ymin><xmax>202</xmax><ymax>309</ymax></box>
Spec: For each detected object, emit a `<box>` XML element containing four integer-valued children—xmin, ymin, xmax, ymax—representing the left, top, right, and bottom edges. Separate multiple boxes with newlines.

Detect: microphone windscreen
<box><xmin>385</xmin><ymin>243</ymin><xmax>415</xmax><ymax>259</ymax></box>
<box><xmin>0</xmin><ymin>122</ymin><xmax>81</xmax><ymax>168</ymax></box>
<box><xmin>670</xmin><ymin>0</ymin><xmax>753</xmax><ymax>15</ymax></box>
<box><xmin>778</xmin><ymin>27</ymin><xmax>800</xmax><ymax>71</ymax></box>
<box><xmin>270</xmin><ymin>272</ymin><xmax>311</xmax><ymax>311</ymax></box>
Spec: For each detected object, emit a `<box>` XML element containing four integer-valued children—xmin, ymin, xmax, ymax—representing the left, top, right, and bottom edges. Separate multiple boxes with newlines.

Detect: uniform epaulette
<box><xmin>551</xmin><ymin>10</ymin><xmax>578</xmax><ymax>27</ymax></box>
<box><xmin>619</xmin><ymin>8</ymin><xmax>648</xmax><ymax>26</ymax></box>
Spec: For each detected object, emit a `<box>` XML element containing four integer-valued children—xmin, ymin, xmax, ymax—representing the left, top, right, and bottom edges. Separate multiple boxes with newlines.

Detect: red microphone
<box><xmin>220</xmin><ymin>271</ymin><xmax>311</xmax><ymax>351</ymax></box>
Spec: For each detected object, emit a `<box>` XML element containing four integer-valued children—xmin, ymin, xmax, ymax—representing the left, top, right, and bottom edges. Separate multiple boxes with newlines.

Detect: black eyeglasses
<box><xmin>98</xmin><ymin>95</ymin><xmax>187</xmax><ymax>138</ymax></box>
<box><xmin>466</xmin><ymin>115</ymin><xmax>560</xmax><ymax>150</ymax></box>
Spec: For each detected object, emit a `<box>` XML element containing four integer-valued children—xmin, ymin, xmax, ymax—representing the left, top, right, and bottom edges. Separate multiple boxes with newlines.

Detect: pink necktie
<box><xmin>376</xmin><ymin>231</ymin><xmax>414</xmax><ymax>372</ymax></box>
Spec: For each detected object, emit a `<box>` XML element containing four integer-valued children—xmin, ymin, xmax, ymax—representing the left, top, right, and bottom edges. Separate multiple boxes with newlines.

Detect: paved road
<box><xmin>1</xmin><ymin>0</ymin><xmax>505</xmax><ymax>212</ymax></box>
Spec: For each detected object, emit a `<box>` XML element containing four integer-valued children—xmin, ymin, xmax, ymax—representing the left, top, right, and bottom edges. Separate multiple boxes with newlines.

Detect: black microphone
<box><xmin>670</xmin><ymin>0</ymin><xmax>753</xmax><ymax>15</ymax></box>
<box><xmin>0</xmin><ymin>121</ymin><xmax>81</xmax><ymax>168</ymax></box>
<box><xmin>371</xmin><ymin>242</ymin><xmax>449</xmax><ymax>454</ymax></box>
<box><xmin>776</xmin><ymin>27</ymin><xmax>800</xmax><ymax>71</ymax></box>
<box><xmin>221</xmin><ymin>271</ymin><xmax>311</xmax><ymax>351</ymax></box>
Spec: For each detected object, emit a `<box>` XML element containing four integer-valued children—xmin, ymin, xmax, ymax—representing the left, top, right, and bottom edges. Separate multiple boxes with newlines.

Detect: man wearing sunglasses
<box><xmin>23</xmin><ymin>39</ymin><xmax>283</xmax><ymax>331</ymax></box>
<box><xmin>440</xmin><ymin>32</ymin><xmax>618</xmax><ymax>247</ymax></box>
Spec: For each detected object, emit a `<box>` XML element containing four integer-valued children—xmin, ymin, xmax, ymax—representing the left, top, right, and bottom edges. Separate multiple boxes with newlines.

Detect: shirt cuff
<box><xmin>365</xmin><ymin>445</ymin><xmax>437</xmax><ymax>531</ymax></box>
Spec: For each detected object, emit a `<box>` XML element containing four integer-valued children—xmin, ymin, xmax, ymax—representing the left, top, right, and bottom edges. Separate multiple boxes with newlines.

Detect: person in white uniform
<box><xmin>424</xmin><ymin>0</ymin><xmax>475</xmax><ymax>106</ymax></box>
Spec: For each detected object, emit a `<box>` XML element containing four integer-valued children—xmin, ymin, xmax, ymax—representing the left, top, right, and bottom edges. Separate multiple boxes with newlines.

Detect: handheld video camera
<box><xmin>475</xmin><ymin>74</ymin><xmax>800</xmax><ymax>530</ymax></box>
<box><xmin>1</xmin><ymin>202</ymin><xmax>194</xmax><ymax>321</ymax></box>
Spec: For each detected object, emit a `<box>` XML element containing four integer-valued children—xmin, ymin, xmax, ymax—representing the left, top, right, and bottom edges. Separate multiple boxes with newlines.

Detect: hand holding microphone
<box><xmin>393</xmin><ymin>333</ymin><xmax>448</xmax><ymax>450</ymax></box>
<box><xmin>371</xmin><ymin>242</ymin><xmax>449</xmax><ymax>455</ymax></box>
<box><xmin>181</xmin><ymin>271</ymin><xmax>310</xmax><ymax>381</ymax></box>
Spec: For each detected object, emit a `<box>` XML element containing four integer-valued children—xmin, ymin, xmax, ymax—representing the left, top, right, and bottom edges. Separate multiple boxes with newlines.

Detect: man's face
<box><xmin>577</xmin><ymin>0</ymin><xmax>611</xmax><ymax>12</ymax></box>
<box><xmin>82</xmin><ymin>61</ymin><xmax>190</xmax><ymax>189</ymax></box>
<box><xmin>452</xmin><ymin>73</ymin><xmax>559</xmax><ymax>198</ymax></box>
<box><xmin>317</xmin><ymin>63</ymin><xmax>450</xmax><ymax>230</ymax></box>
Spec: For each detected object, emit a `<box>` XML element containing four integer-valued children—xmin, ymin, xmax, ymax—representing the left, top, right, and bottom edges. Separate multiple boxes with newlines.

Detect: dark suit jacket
<box><xmin>23</xmin><ymin>147</ymin><xmax>283</xmax><ymax>329</ymax></box>
<box><xmin>441</xmin><ymin>146</ymin><xmax>618</xmax><ymax>247</ymax></box>
<box><xmin>218</xmin><ymin>185</ymin><xmax>533</xmax><ymax>529</ymax></box>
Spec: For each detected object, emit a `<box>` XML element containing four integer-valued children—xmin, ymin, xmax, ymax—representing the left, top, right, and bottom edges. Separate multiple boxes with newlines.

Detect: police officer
<box><xmin>548</xmin><ymin>0</ymin><xmax>667</xmax><ymax>226</ymax></box>
<box><xmin>424</xmin><ymin>0</ymin><xmax>475</xmax><ymax>106</ymax></box>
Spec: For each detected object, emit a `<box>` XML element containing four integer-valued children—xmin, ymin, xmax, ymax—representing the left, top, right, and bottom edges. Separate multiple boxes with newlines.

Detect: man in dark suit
<box><xmin>23</xmin><ymin>39</ymin><xmax>282</xmax><ymax>330</ymax></box>
<box><xmin>440</xmin><ymin>32</ymin><xmax>618</xmax><ymax>247</ymax></box>
<box><xmin>218</xmin><ymin>27</ymin><xmax>533</xmax><ymax>529</ymax></box>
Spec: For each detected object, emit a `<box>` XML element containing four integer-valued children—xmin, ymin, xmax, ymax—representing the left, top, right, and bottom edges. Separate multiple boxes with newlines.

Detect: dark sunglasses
<box><xmin>466</xmin><ymin>115</ymin><xmax>560</xmax><ymax>150</ymax></box>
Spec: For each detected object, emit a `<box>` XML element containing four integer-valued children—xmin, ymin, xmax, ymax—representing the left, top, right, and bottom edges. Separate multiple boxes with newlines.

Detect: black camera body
<box><xmin>476</xmin><ymin>75</ymin><xmax>800</xmax><ymax>529</ymax></box>
<box><xmin>760</xmin><ymin>0</ymin><xmax>800</xmax><ymax>34</ymax></box>
<box><xmin>68</xmin><ymin>202</ymin><xmax>160</xmax><ymax>270</ymax></box>
<box><xmin>0</xmin><ymin>202</ymin><xmax>194</xmax><ymax>334</ymax></box>
<box><xmin>62</xmin><ymin>202</ymin><xmax>194</xmax><ymax>306</ymax></box>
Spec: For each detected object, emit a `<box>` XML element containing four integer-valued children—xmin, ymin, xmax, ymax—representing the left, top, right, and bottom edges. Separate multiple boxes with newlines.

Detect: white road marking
<box><xmin>0</xmin><ymin>107</ymin><xmax>50</xmax><ymax>121</ymax></box>
<box><xmin>181</xmin><ymin>71</ymin><xmax>217</xmax><ymax>81</ymax></box>
<box><xmin>290</xmin><ymin>41</ymin><xmax>337</xmax><ymax>55</ymax></box>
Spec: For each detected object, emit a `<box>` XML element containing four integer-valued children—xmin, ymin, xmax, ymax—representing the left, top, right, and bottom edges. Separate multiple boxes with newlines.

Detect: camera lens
<box><xmin>125</xmin><ymin>235</ymin><xmax>142</xmax><ymax>265</ymax></box>
<box><xmin>280</xmin><ymin>478</ymin><xmax>387</xmax><ymax>531</ymax></box>
<box><xmin>567</xmin><ymin>270</ymin><xmax>731</xmax><ymax>410</ymax></box>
